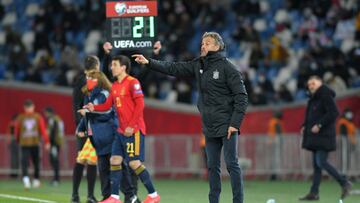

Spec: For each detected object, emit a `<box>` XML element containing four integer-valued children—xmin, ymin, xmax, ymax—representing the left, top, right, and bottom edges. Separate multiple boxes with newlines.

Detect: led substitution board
<box><xmin>106</xmin><ymin>1</ymin><xmax>158</xmax><ymax>50</ymax></box>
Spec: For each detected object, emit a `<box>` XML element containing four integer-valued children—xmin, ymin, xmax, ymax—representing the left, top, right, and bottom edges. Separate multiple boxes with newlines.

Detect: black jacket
<box><xmin>302</xmin><ymin>85</ymin><xmax>339</xmax><ymax>151</ymax></box>
<box><xmin>72</xmin><ymin>72</ymin><xmax>86</xmax><ymax>125</ymax></box>
<box><xmin>147</xmin><ymin>51</ymin><xmax>248</xmax><ymax>137</ymax></box>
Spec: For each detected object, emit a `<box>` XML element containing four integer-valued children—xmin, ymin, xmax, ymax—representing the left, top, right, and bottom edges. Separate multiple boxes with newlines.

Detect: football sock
<box><xmin>111</xmin><ymin>165</ymin><xmax>123</xmax><ymax>195</ymax></box>
<box><xmin>135</xmin><ymin>165</ymin><xmax>156</xmax><ymax>194</ymax></box>
<box><xmin>87</xmin><ymin>164</ymin><xmax>97</xmax><ymax>197</ymax></box>
<box><xmin>111</xmin><ymin>195</ymin><xmax>120</xmax><ymax>199</ymax></box>
<box><xmin>149</xmin><ymin>192</ymin><xmax>158</xmax><ymax>198</ymax></box>
<box><xmin>72</xmin><ymin>163</ymin><xmax>84</xmax><ymax>196</ymax></box>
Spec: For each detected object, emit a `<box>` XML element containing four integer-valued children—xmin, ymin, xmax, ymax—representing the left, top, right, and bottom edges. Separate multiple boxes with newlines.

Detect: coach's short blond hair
<box><xmin>202</xmin><ymin>32</ymin><xmax>225</xmax><ymax>50</ymax></box>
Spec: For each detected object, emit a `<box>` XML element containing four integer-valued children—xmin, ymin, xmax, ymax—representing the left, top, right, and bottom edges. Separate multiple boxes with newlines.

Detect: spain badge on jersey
<box><xmin>133</xmin><ymin>83</ymin><xmax>143</xmax><ymax>95</ymax></box>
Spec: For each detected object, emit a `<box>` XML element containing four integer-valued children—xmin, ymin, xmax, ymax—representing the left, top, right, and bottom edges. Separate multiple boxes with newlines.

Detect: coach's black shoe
<box><xmin>299</xmin><ymin>193</ymin><xmax>319</xmax><ymax>201</ymax></box>
<box><xmin>71</xmin><ymin>195</ymin><xmax>80</xmax><ymax>203</ymax></box>
<box><xmin>100</xmin><ymin>195</ymin><xmax>111</xmax><ymax>202</ymax></box>
<box><xmin>125</xmin><ymin>195</ymin><xmax>141</xmax><ymax>203</ymax></box>
<box><xmin>87</xmin><ymin>196</ymin><xmax>98</xmax><ymax>203</ymax></box>
<box><xmin>341</xmin><ymin>181</ymin><xmax>353</xmax><ymax>199</ymax></box>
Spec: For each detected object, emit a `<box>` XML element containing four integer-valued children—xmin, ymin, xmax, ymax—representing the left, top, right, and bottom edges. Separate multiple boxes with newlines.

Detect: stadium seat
<box><xmin>22</xmin><ymin>31</ymin><xmax>35</xmax><ymax>52</ymax></box>
<box><xmin>2</xmin><ymin>12</ymin><xmax>17</xmax><ymax>26</ymax></box>
<box><xmin>25</xmin><ymin>3</ymin><xmax>40</xmax><ymax>17</ymax></box>
<box><xmin>0</xmin><ymin>31</ymin><xmax>5</xmax><ymax>45</ymax></box>
<box><xmin>84</xmin><ymin>30</ymin><xmax>101</xmax><ymax>54</ymax></box>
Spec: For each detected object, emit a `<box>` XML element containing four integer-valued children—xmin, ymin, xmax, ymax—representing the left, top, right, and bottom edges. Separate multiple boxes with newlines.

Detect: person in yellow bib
<box><xmin>15</xmin><ymin>99</ymin><xmax>50</xmax><ymax>189</ymax></box>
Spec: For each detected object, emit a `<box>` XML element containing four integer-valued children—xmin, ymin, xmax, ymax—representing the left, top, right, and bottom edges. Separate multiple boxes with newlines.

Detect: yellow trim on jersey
<box><xmin>135</xmin><ymin>131</ymin><xmax>140</xmax><ymax>156</ymax></box>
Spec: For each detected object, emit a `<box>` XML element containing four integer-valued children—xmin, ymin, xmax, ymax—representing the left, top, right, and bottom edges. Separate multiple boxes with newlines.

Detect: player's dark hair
<box><xmin>84</xmin><ymin>55</ymin><xmax>100</xmax><ymax>71</ymax></box>
<box><xmin>44</xmin><ymin>106</ymin><xmax>54</xmax><ymax>113</ymax></box>
<box><xmin>112</xmin><ymin>55</ymin><xmax>131</xmax><ymax>74</ymax></box>
<box><xmin>23</xmin><ymin>99</ymin><xmax>34</xmax><ymax>107</ymax></box>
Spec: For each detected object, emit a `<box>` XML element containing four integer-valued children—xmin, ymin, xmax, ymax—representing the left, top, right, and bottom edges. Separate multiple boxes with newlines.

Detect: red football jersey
<box><xmin>94</xmin><ymin>75</ymin><xmax>146</xmax><ymax>134</ymax></box>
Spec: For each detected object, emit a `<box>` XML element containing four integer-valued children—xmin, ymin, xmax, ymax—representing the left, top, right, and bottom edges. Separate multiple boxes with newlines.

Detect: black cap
<box><xmin>23</xmin><ymin>99</ymin><xmax>34</xmax><ymax>107</ymax></box>
<box><xmin>44</xmin><ymin>106</ymin><xmax>54</xmax><ymax>113</ymax></box>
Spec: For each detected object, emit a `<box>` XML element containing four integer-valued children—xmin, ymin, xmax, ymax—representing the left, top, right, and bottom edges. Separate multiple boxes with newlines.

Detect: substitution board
<box><xmin>106</xmin><ymin>1</ymin><xmax>158</xmax><ymax>50</ymax></box>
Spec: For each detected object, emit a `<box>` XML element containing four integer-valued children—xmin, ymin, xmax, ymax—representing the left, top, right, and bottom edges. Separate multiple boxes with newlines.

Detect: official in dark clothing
<box><xmin>43</xmin><ymin>107</ymin><xmax>64</xmax><ymax>186</ymax></box>
<box><xmin>77</xmin><ymin>70</ymin><xmax>115</xmax><ymax>201</ymax></box>
<box><xmin>71</xmin><ymin>56</ymin><xmax>100</xmax><ymax>203</ymax></box>
<box><xmin>133</xmin><ymin>32</ymin><xmax>248</xmax><ymax>203</ymax></box>
<box><xmin>299</xmin><ymin>76</ymin><xmax>352</xmax><ymax>201</ymax></box>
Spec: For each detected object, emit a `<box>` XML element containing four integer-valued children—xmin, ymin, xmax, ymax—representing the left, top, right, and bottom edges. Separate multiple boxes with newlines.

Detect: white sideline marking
<box><xmin>0</xmin><ymin>194</ymin><xmax>57</xmax><ymax>203</ymax></box>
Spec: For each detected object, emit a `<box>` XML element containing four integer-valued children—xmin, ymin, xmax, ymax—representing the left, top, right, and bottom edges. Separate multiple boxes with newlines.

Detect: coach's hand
<box><xmin>311</xmin><ymin>125</ymin><xmax>320</xmax><ymax>134</ymax></box>
<box><xmin>124</xmin><ymin>127</ymin><xmax>134</xmax><ymax>137</ymax></box>
<box><xmin>83</xmin><ymin>103</ymin><xmax>94</xmax><ymax>112</ymax></box>
<box><xmin>153</xmin><ymin>41</ymin><xmax>162</xmax><ymax>55</ymax></box>
<box><xmin>132</xmin><ymin>54</ymin><xmax>149</xmax><ymax>65</ymax></box>
<box><xmin>227</xmin><ymin>126</ymin><xmax>238</xmax><ymax>139</ymax></box>
<box><xmin>103</xmin><ymin>42</ymin><xmax>112</xmax><ymax>54</ymax></box>
<box><xmin>300</xmin><ymin>126</ymin><xmax>304</xmax><ymax>135</ymax></box>
<box><xmin>77</xmin><ymin>109</ymin><xmax>87</xmax><ymax>116</ymax></box>
<box><xmin>77</xmin><ymin>132</ymin><xmax>85</xmax><ymax>137</ymax></box>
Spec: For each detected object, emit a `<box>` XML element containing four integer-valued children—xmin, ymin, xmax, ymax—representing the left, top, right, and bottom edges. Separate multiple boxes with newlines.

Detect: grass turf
<box><xmin>0</xmin><ymin>178</ymin><xmax>358</xmax><ymax>203</ymax></box>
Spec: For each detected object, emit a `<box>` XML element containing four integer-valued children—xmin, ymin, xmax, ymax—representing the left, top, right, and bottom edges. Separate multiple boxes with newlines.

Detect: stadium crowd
<box><xmin>1</xmin><ymin>0</ymin><xmax>360</xmax><ymax>105</ymax></box>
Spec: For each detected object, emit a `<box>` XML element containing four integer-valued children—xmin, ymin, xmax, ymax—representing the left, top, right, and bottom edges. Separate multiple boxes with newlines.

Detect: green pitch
<box><xmin>0</xmin><ymin>179</ymin><xmax>358</xmax><ymax>203</ymax></box>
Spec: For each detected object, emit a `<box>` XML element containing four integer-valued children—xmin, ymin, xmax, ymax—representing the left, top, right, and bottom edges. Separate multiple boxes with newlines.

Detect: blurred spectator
<box><xmin>267</xmin><ymin>36</ymin><xmax>289</xmax><ymax>65</ymax></box>
<box><xmin>27</xmin><ymin>49</ymin><xmax>56</xmax><ymax>84</ymax></box>
<box><xmin>250</xmin><ymin>86</ymin><xmax>267</xmax><ymax>105</ymax></box>
<box><xmin>199</xmin><ymin>133</ymin><xmax>207</xmax><ymax>180</ymax></box>
<box><xmin>6</xmin><ymin>114</ymin><xmax>19</xmax><ymax>178</ymax></box>
<box><xmin>249</xmin><ymin>42</ymin><xmax>265</xmax><ymax>70</ymax></box>
<box><xmin>276</xmin><ymin>84</ymin><xmax>294</xmax><ymax>103</ymax></box>
<box><xmin>336</xmin><ymin>108</ymin><xmax>357</xmax><ymax>174</ymax></box>
<box><xmin>323</xmin><ymin>71</ymin><xmax>347</xmax><ymax>95</ymax></box>
<box><xmin>257</xmin><ymin>72</ymin><xmax>274</xmax><ymax>102</ymax></box>
<box><xmin>355</xmin><ymin>12</ymin><xmax>360</xmax><ymax>41</ymax></box>
<box><xmin>5</xmin><ymin>26</ymin><xmax>29</xmax><ymax>80</ymax></box>
<box><xmin>267</xmin><ymin>110</ymin><xmax>284</xmax><ymax>181</ymax></box>
<box><xmin>0</xmin><ymin>3</ymin><xmax>4</xmax><ymax>20</ymax></box>
<box><xmin>175</xmin><ymin>78</ymin><xmax>192</xmax><ymax>103</ymax></box>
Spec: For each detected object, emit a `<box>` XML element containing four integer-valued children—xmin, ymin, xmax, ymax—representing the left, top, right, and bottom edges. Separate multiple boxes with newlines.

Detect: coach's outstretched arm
<box><xmin>132</xmin><ymin>54</ymin><xmax>196</xmax><ymax>77</ymax></box>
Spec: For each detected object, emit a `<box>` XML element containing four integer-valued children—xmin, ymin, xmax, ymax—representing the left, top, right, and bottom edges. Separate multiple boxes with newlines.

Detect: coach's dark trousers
<box><xmin>205</xmin><ymin>134</ymin><xmax>243</xmax><ymax>203</ymax></box>
<box><xmin>310</xmin><ymin>150</ymin><xmax>347</xmax><ymax>194</ymax></box>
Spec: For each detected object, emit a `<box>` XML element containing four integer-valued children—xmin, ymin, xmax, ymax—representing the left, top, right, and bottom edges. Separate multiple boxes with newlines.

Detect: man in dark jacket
<box><xmin>133</xmin><ymin>32</ymin><xmax>248</xmax><ymax>203</ymax></box>
<box><xmin>299</xmin><ymin>76</ymin><xmax>352</xmax><ymax>201</ymax></box>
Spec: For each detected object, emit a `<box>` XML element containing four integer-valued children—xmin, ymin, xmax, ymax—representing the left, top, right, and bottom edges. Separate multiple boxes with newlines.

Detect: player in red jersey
<box><xmin>85</xmin><ymin>55</ymin><xmax>160</xmax><ymax>203</ymax></box>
